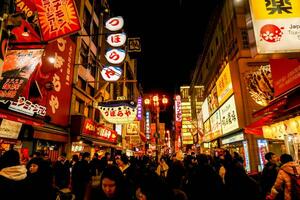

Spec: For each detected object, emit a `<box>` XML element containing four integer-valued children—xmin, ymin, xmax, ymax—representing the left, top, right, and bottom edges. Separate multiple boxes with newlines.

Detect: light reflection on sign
<box><xmin>107</xmin><ymin>33</ymin><xmax>127</xmax><ymax>47</ymax></box>
<box><xmin>105</xmin><ymin>16</ymin><xmax>124</xmax><ymax>31</ymax></box>
<box><xmin>105</xmin><ymin>49</ymin><xmax>126</xmax><ymax>64</ymax></box>
<box><xmin>101</xmin><ymin>66</ymin><xmax>122</xmax><ymax>81</ymax></box>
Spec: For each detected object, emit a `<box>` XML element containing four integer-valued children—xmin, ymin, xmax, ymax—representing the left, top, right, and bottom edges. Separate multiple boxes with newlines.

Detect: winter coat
<box><xmin>261</xmin><ymin>162</ymin><xmax>279</xmax><ymax>197</ymax></box>
<box><xmin>270</xmin><ymin>161</ymin><xmax>300</xmax><ymax>200</ymax></box>
<box><xmin>0</xmin><ymin>165</ymin><xmax>29</xmax><ymax>200</ymax></box>
<box><xmin>156</xmin><ymin>162</ymin><xmax>169</xmax><ymax>178</ymax></box>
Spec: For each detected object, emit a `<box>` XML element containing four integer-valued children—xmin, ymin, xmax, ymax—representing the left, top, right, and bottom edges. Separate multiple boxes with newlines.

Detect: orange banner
<box><xmin>35</xmin><ymin>0</ymin><xmax>81</xmax><ymax>41</ymax></box>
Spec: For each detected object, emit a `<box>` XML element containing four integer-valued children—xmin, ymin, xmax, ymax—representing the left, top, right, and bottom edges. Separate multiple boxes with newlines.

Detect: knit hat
<box><xmin>0</xmin><ymin>149</ymin><xmax>20</xmax><ymax>169</ymax></box>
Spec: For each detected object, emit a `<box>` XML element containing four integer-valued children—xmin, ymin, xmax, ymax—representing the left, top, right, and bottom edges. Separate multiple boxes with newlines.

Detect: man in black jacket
<box><xmin>260</xmin><ymin>152</ymin><xmax>279</xmax><ymax>198</ymax></box>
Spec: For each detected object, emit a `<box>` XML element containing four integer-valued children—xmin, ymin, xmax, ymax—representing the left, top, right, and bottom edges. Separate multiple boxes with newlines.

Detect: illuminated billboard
<box><xmin>249</xmin><ymin>0</ymin><xmax>300</xmax><ymax>53</ymax></box>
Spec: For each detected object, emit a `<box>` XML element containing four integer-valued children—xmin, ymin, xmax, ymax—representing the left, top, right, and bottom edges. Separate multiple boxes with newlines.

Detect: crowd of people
<box><xmin>0</xmin><ymin>148</ymin><xmax>299</xmax><ymax>200</ymax></box>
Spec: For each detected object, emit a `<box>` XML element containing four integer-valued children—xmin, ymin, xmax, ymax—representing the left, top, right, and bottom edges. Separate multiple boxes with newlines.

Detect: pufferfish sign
<box><xmin>98</xmin><ymin>100</ymin><xmax>137</xmax><ymax>124</ymax></box>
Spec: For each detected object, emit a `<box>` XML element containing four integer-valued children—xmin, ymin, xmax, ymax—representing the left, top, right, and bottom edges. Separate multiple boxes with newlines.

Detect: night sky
<box><xmin>109</xmin><ymin>0</ymin><xmax>221</xmax><ymax>127</ymax></box>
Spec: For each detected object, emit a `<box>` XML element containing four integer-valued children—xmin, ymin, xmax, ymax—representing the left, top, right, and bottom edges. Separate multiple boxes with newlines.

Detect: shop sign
<box><xmin>15</xmin><ymin>0</ymin><xmax>36</xmax><ymax>18</ymax></box>
<box><xmin>115</xmin><ymin>124</ymin><xmax>122</xmax><ymax>136</ymax></box>
<box><xmin>270</xmin><ymin>58</ymin><xmax>300</xmax><ymax>97</ymax></box>
<box><xmin>175</xmin><ymin>95</ymin><xmax>182</xmax><ymax>122</ymax></box>
<box><xmin>220</xmin><ymin>95</ymin><xmax>239</xmax><ymax>135</ymax></box>
<box><xmin>137</xmin><ymin>97</ymin><xmax>143</xmax><ymax>120</ymax></box>
<box><xmin>0</xmin><ymin>49</ymin><xmax>44</xmax><ymax>100</ymax></box>
<box><xmin>82</xmin><ymin>119</ymin><xmax>117</xmax><ymax>143</ymax></box>
<box><xmin>210</xmin><ymin>139</ymin><xmax>219</xmax><ymax>148</ymax></box>
<box><xmin>98</xmin><ymin>100</ymin><xmax>137</xmax><ymax>124</ymax></box>
<box><xmin>208</xmin><ymin>86</ymin><xmax>219</xmax><ymax>114</ymax></box>
<box><xmin>221</xmin><ymin>132</ymin><xmax>244</xmax><ymax>145</ymax></box>
<box><xmin>210</xmin><ymin>109</ymin><xmax>222</xmax><ymax>139</ymax></box>
<box><xmin>35</xmin><ymin>0</ymin><xmax>81</xmax><ymax>41</ymax></box>
<box><xmin>0</xmin><ymin>113</ymin><xmax>43</xmax><ymax>126</ymax></box>
<box><xmin>6</xmin><ymin>96</ymin><xmax>46</xmax><ymax>117</ymax></box>
<box><xmin>145</xmin><ymin>111</ymin><xmax>151</xmax><ymax>139</ymax></box>
<box><xmin>0</xmin><ymin>119</ymin><xmax>22</xmax><ymax>139</ymax></box>
<box><xmin>105</xmin><ymin>49</ymin><xmax>126</xmax><ymax>64</ymax></box>
<box><xmin>202</xmin><ymin>97</ymin><xmax>210</xmax><ymax>122</ymax></box>
<box><xmin>249</xmin><ymin>0</ymin><xmax>300</xmax><ymax>53</ymax></box>
<box><xmin>216</xmin><ymin>63</ymin><xmax>233</xmax><ymax>105</ymax></box>
<box><xmin>130</xmin><ymin>135</ymin><xmax>140</xmax><ymax>145</ymax></box>
<box><xmin>101</xmin><ymin>66</ymin><xmax>122</xmax><ymax>81</ymax></box>
<box><xmin>127</xmin><ymin>37</ymin><xmax>141</xmax><ymax>52</ymax></box>
<box><xmin>204</xmin><ymin>119</ymin><xmax>211</xmax><ymax>135</ymax></box>
<box><xmin>106</xmin><ymin>33</ymin><xmax>127</xmax><ymax>47</ymax></box>
<box><xmin>126</xmin><ymin>121</ymin><xmax>140</xmax><ymax>136</ymax></box>
<box><xmin>243</xmin><ymin>141</ymin><xmax>251</xmax><ymax>173</ymax></box>
<box><xmin>41</xmin><ymin>37</ymin><xmax>75</xmax><ymax>126</ymax></box>
<box><xmin>105</xmin><ymin>16</ymin><xmax>124</xmax><ymax>31</ymax></box>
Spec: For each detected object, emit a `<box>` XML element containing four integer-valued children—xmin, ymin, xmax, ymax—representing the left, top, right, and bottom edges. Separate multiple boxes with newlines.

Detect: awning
<box><xmin>0</xmin><ymin>108</ymin><xmax>44</xmax><ymax>126</ymax></box>
<box><xmin>33</xmin><ymin>125</ymin><xmax>69</xmax><ymax>143</ymax></box>
<box><xmin>244</xmin><ymin>113</ymin><xmax>275</xmax><ymax>135</ymax></box>
<box><xmin>80</xmin><ymin>135</ymin><xmax>121</xmax><ymax>149</ymax></box>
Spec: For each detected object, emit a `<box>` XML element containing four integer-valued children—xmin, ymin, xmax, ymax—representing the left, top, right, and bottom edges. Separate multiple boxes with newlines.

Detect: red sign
<box><xmin>15</xmin><ymin>0</ymin><xmax>37</xmax><ymax>18</ymax></box>
<box><xmin>270</xmin><ymin>59</ymin><xmax>300</xmax><ymax>97</ymax></box>
<box><xmin>35</xmin><ymin>0</ymin><xmax>81</xmax><ymax>41</ymax></box>
<box><xmin>82</xmin><ymin>119</ymin><xmax>117</xmax><ymax>143</ymax></box>
<box><xmin>42</xmin><ymin>37</ymin><xmax>75</xmax><ymax>126</ymax></box>
<box><xmin>0</xmin><ymin>49</ymin><xmax>44</xmax><ymax>100</ymax></box>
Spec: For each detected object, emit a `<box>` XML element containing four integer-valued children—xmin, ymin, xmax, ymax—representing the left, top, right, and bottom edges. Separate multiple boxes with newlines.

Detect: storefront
<box><xmin>71</xmin><ymin>115</ymin><xmax>120</xmax><ymax>158</ymax></box>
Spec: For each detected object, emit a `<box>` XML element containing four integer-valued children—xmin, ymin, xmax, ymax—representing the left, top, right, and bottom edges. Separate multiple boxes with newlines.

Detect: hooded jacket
<box><xmin>270</xmin><ymin>161</ymin><xmax>300</xmax><ymax>200</ymax></box>
<box><xmin>0</xmin><ymin>165</ymin><xmax>29</xmax><ymax>200</ymax></box>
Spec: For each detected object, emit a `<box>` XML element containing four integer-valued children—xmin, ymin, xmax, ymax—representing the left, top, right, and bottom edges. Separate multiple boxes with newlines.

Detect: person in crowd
<box><xmin>72</xmin><ymin>152</ymin><xmax>91</xmax><ymax>200</ymax></box>
<box><xmin>222</xmin><ymin>150</ymin><xmax>260</xmax><ymax>200</ymax></box>
<box><xmin>26</xmin><ymin>157</ymin><xmax>55</xmax><ymax>200</ymax></box>
<box><xmin>89</xmin><ymin>153</ymin><xmax>102</xmax><ymax>177</ymax></box>
<box><xmin>53</xmin><ymin>152</ymin><xmax>70</xmax><ymax>189</ymax></box>
<box><xmin>186</xmin><ymin>154</ymin><xmax>225</xmax><ymax>200</ymax></box>
<box><xmin>155</xmin><ymin>157</ymin><xmax>169</xmax><ymax>178</ymax></box>
<box><xmin>260</xmin><ymin>152</ymin><xmax>280</xmax><ymax>198</ymax></box>
<box><xmin>267</xmin><ymin>153</ymin><xmax>300</xmax><ymax>200</ymax></box>
<box><xmin>89</xmin><ymin>165</ymin><xmax>131</xmax><ymax>200</ymax></box>
<box><xmin>0</xmin><ymin>149</ymin><xmax>29</xmax><ymax>200</ymax></box>
<box><xmin>135</xmin><ymin>170</ymin><xmax>173</xmax><ymax>200</ymax></box>
<box><xmin>100</xmin><ymin>152</ymin><xmax>113</xmax><ymax>170</ymax></box>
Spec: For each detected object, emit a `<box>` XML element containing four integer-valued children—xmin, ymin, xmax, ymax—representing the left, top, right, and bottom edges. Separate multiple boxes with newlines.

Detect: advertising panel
<box><xmin>126</xmin><ymin>121</ymin><xmax>140</xmax><ymax>136</ymax></box>
<box><xmin>98</xmin><ymin>100</ymin><xmax>137</xmax><ymax>124</ymax></box>
<box><xmin>210</xmin><ymin>110</ymin><xmax>222</xmax><ymax>139</ymax></box>
<box><xmin>137</xmin><ymin>97</ymin><xmax>143</xmax><ymax>120</ymax></box>
<box><xmin>35</xmin><ymin>0</ymin><xmax>81</xmax><ymax>41</ymax></box>
<box><xmin>208</xmin><ymin>86</ymin><xmax>219</xmax><ymax>114</ymax></box>
<box><xmin>0</xmin><ymin>119</ymin><xmax>22</xmax><ymax>139</ymax></box>
<box><xmin>270</xmin><ymin>58</ymin><xmax>300</xmax><ymax>97</ymax></box>
<box><xmin>202</xmin><ymin>97</ymin><xmax>210</xmax><ymax>122</ymax></box>
<box><xmin>42</xmin><ymin>37</ymin><xmax>75</xmax><ymax>126</ymax></box>
<box><xmin>220</xmin><ymin>95</ymin><xmax>239</xmax><ymax>135</ymax></box>
<box><xmin>175</xmin><ymin>95</ymin><xmax>182</xmax><ymax>122</ymax></box>
<box><xmin>0</xmin><ymin>49</ymin><xmax>44</xmax><ymax>100</ymax></box>
<box><xmin>216</xmin><ymin>63</ymin><xmax>233</xmax><ymax>105</ymax></box>
<box><xmin>101</xmin><ymin>66</ymin><xmax>122</xmax><ymax>81</ymax></box>
<box><xmin>249</xmin><ymin>0</ymin><xmax>300</xmax><ymax>53</ymax></box>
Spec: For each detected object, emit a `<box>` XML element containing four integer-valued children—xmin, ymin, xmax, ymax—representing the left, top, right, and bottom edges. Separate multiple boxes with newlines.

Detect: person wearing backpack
<box><xmin>267</xmin><ymin>153</ymin><xmax>300</xmax><ymax>200</ymax></box>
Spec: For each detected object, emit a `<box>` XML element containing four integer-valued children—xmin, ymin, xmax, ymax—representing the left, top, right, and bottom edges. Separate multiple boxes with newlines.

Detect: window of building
<box><xmin>241</xmin><ymin>29</ymin><xmax>250</xmax><ymax>49</ymax></box>
<box><xmin>92</xmin><ymin>21</ymin><xmax>99</xmax><ymax>45</ymax></box>
<box><xmin>80</xmin><ymin>42</ymin><xmax>89</xmax><ymax>65</ymax></box>
<box><xmin>89</xmin><ymin>53</ymin><xmax>97</xmax><ymax>77</ymax></box>
<box><xmin>88</xmin><ymin>106</ymin><xmax>93</xmax><ymax>118</ymax></box>
<box><xmin>75</xmin><ymin>98</ymin><xmax>85</xmax><ymax>114</ymax></box>
<box><xmin>95</xmin><ymin>108</ymin><xmax>100</xmax><ymax>122</ymax></box>
<box><xmin>216</xmin><ymin>37</ymin><xmax>219</xmax><ymax>46</ymax></box>
<box><xmin>87</xmin><ymin>85</ymin><xmax>95</xmax><ymax>97</ymax></box>
<box><xmin>78</xmin><ymin>76</ymin><xmax>87</xmax><ymax>91</ymax></box>
<box><xmin>83</xmin><ymin>7</ymin><xmax>91</xmax><ymax>35</ymax></box>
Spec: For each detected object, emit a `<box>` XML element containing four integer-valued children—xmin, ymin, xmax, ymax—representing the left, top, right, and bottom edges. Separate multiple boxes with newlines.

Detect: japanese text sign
<box><xmin>105</xmin><ymin>16</ymin><xmax>124</xmax><ymax>31</ymax></box>
<box><xmin>219</xmin><ymin>95</ymin><xmax>239</xmax><ymax>135</ymax></box>
<box><xmin>137</xmin><ymin>96</ymin><xmax>143</xmax><ymax>120</ymax></box>
<box><xmin>15</xmin><ymin>0</ymin><xmax>37</xmax><ymax>18</ymax></box>
<box><xmin>216</xmin><ymin>63</ymin><xmax>233</xmax><ymax>105</ymax></box>
<box><xmin>101</xmin><ymin>66</ymin><xmax>122</xmax><ymax>81</ymax></box>
<box><xmin>42</xmin><ymin>37</ymin><xmax>75</xmax><ymax>126</ymax></box>
<box><xmin>35</xmin><ymin>0</ymin><xmax>81</xmax><ymax>41</ymax></box>
<box><xmin>105</xmin><ymin>49</ymin><xmax>126</xmax><ymax>64</ymax></box>
<box><xmin>107</xmin><ymin>33</ymin><xmax>127</xmax><ymax>47</ymax></box>
<box><xmin>249</xmin><ymin>0</ymin><xmax>300</xmax><ymax>53</ymax></box>
<box><xmin>175</xmin><ymin>95</ymin><xmax>182</xmax><ymax>122</ymax></box>
<box><xmin>98</xmin><ymin>100</ymin><xmax>137</xmax><ymax>124</ymax></box>
<box><xmin>0</xmin><ymin>119</ymin><xmax>22</xmax><ymax>139</ymax></box>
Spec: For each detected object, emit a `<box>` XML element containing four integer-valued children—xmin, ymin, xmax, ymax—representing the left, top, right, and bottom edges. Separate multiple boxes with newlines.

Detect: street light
<box><xmin>144</xmin><ymin>94</ymin><xmax>168</xmax><ymax>162</ymax></box>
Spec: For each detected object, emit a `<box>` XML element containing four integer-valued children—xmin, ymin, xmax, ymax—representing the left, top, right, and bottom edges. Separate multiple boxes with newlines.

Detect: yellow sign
<box><xmin>216</xmin><ymin>63</ymin><xmax>233</xmax><ymax>105</ymax></box>
<box><xmin>250</xmin><ymin>0</ymin><xmax>300</xmax><ymax>19</ymax></box>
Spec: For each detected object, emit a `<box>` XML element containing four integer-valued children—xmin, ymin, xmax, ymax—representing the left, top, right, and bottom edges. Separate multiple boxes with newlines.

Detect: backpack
<box><xmin>283</xmin><ymin>166</ymin><xmax>300</xmax><ymax>200</ymax></box>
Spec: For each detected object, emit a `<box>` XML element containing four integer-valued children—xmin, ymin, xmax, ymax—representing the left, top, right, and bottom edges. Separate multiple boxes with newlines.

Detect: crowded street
<box><xmin>0</xmin><ymin>0</ymin><xmax>300</xmax><ymax>200</ymax></box>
